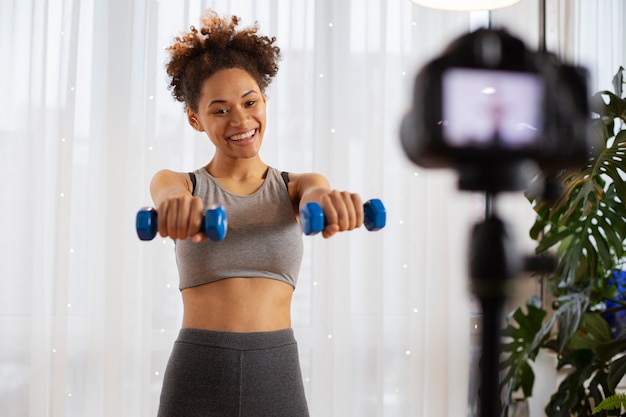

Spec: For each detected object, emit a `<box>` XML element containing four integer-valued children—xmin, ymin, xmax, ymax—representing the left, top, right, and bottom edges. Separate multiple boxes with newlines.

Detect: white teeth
<box><xmin>230</xmin><ymin>130</ymin><xmax>255</xmax><ymax>141</ymax></box>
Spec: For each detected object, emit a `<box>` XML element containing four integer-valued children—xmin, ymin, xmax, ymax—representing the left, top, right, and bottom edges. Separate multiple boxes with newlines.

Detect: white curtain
<box><xmin>1</xmin><ymin>1</ymin><xmax>624</xmax><ymax>416</ymax></box>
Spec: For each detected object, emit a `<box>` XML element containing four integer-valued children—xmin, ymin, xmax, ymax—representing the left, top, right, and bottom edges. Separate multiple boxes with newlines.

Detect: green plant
<box><xmin>500</xmin><ymin>67</ymin><xmax>626</xmax><ymax>417</ymax></box>
<box><xmin>594</xmin><ymin>393</ymin><xmax>626</xmax><ymax>415</ymax></box>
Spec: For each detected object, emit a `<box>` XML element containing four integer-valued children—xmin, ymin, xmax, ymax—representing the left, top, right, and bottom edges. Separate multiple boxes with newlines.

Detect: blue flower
<box><xmin>605</xmin><ymin>270</ymin><xmax>626</xmax><ymax>339</ymax></box>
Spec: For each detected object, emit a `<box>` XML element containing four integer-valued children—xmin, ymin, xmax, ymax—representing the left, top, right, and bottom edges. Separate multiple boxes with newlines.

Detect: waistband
<box><xmin>175</xmin><ymin>327</ymin><xmax>296</xmax><ymax>351</ymax></box>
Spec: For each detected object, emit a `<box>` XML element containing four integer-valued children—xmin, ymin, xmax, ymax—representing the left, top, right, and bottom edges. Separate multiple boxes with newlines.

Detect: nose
<box><xmin>229</xmin><ymin>107</ymin><xmax>249</xmax><ymax>126</ymax></box>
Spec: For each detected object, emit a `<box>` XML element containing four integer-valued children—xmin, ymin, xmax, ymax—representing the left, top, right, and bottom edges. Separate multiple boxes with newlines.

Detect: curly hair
<box><xmin>165</xmin><ymin>9</ymin><xmax>281</xmax><ymax>111</ymax></box>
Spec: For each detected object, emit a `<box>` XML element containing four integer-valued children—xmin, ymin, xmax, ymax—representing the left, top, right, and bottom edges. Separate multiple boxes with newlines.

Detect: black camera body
<box><xmin>400</xmin><ymin>28</ymin><xmax>592</xmax><ymax>192</ymax></box>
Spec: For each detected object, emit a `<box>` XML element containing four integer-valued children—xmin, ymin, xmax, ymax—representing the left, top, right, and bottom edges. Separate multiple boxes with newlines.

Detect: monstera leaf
<box><xmin>530</xmin><ymin>96</ymin><xmax>626</xmax><ymax>288</ymax></box>
<box><xmin>501</xmin><ymin>67</ymin><xmax>626</xmax><ymax>417</ymax></box>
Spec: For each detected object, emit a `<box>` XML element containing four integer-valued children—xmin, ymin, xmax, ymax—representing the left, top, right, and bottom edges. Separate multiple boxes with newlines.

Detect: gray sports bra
<box><xmin>175</xmin><ymin>167</ymin><xmax>304</xmax><ymax>290</ymax></box>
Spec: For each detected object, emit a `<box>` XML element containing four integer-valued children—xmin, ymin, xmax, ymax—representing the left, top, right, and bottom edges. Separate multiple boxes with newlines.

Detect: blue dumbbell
<box><xmin>300</xmin><ymin>199</ymin><xmax>386</xmax><ymax>236</ymax></box>
<box><xmin>136</xmin><ymin>205</ymin><xmax>228</xmax><ymax>241</ymax></box>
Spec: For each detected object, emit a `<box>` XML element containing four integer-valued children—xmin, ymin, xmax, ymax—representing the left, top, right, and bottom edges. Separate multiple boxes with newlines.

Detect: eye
<box><xmin>213</xmin><ymin>108</ymin><xmax>229</xmax><ymax>115</ymax></box>
<box><xmin>245</xmin><ymin>100</ymin><xmax>256</xmax><ymax>107</ymax></box>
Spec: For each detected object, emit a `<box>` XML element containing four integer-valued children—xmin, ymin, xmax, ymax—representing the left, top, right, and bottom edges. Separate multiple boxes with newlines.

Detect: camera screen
<box><xmin>441</xmin><ymin>68</ymin><xmax>544</xmax><ymax>151</ymax></box>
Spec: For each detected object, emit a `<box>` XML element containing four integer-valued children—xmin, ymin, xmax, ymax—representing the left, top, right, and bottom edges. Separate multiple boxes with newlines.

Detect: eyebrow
<box><xmin>208</xmin><ymin>90</ymin><xmax>259</xmax><ymax>108</ymax></box>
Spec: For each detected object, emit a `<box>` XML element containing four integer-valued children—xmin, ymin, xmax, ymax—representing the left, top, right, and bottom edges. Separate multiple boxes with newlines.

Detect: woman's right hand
<box><xmin>150</xmin><ymin>170</ymin><xmax>207</xmax><ymax>243</ymax></box>
<box><xmin>156</xmin><ymin>194</ymin><xmax>207</xmax><ymax>242</ymax></box>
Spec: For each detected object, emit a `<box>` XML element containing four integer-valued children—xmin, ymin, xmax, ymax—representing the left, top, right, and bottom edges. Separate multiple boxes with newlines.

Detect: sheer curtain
<box><xmin>1</xmin><ymin>1</ymin><xmax>624</xmax><ymax>417</ymax></box>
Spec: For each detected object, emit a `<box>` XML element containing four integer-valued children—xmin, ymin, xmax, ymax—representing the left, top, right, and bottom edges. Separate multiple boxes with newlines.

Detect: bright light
<box><xmin>409</xmin><ymin>0</ymin><xmax>521</xmax><ymax>11</ymax></box>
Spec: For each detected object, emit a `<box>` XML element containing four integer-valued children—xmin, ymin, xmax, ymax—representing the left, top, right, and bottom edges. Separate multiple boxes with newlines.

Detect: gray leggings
<box><xmin>157</xmin><ymin>328</ymin><xmax>310</xmax><ymax>417</ymax></box>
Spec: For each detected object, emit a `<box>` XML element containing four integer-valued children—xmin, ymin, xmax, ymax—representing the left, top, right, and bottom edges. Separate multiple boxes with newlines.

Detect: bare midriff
<box><xmin>180</xmin><ymin>277</ymin><xmax>294</xmax><ymax>332</ymax></box>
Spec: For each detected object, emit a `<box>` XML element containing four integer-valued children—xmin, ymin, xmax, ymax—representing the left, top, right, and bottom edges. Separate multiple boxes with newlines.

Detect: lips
<box><xmin>229</xmin><ymin>129</ymin><xmax>256</xmax><ymax>141</ymax></box>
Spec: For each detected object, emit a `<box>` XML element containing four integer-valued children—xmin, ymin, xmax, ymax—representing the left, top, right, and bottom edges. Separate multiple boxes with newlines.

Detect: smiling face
<box><xmin>187</xmin><ymin>68</ymin><xmax>267</xmax><ymax>162</ymax></box>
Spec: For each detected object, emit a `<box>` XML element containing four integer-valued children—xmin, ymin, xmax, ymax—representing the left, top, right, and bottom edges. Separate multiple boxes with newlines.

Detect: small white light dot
<box><xmin>70</xmin><ymin>87</ymin><xmax>75</xmax><ymax>92</ymax></box>
<box><xmin>162</xmin><ymin>239</ymin><xmax>167</xmax><ymax>244</ymax></box>
<box><xmin>402</xmin><ymin>71</ymin><xmax>406</xmax><ymax>76</ymax></box>
<box><xmin>148</xmin><ymin>146</ymin><xmax>154</xmax><ymax>151</ymax></box>
<box><xmin>61</xmin><ymin>137</ymin><xmax>66</xmax><ymax>142</ymax></box>
<box><xmin>60</xmin><ymin>193</ymin><xmax>65</xmax><ymax>197</ymax></box>
<box><xmin>68</xmin><ymin>392</ymin><xmax>72</xmax><ymax>397</ymax></box>
<box><xmin>166</xmin><ymin>283</ymin><xmax>171</xmax><ymax>289</ymax></box>
<box><xmin>69</xmin><ymin>248</ymin><xmax>74</xmax><ymax>253</ymax></box>
<box><xmin>154</xmin><ymin>371</ymin><xmax>160</xmax><ymax>376</ymax></box>
<box><xmin>305</xmin><ymin>377</ymin><xmax>311</xmax><ymax>383</ymax></box>
<box><xmin>412</xmin><ymin>22</ymin><xmax>417</xmax><ymax>26</ymax></box>
<box><xmin>313</xmin><ymin>281</ymin><xmax>318</xmax><ymax>286</ymax></box>
<box><xmin>319</xmin><ymin>73</ymin><xmax>324</xmax><ymax>78</ymax></box>
<box><xmin>149</xmin><ymin>95</ymin><xmax>154</xmax><ymax>100</ymax></box>
<box><xmin>67</xmin><ymin>303</ymin><xmax>71</xmax><ymax>308</ymax></box>
<box><xmin>52</xmin><ymin>348</ymin><xmax>57</xmax><ymax>353</ymax></box>
<box><xmin>330</xmin><ymin>128</ymin><xmax>335</xmax><ymax>133</ymax></box>
<box><xmin>413</xmin><ymin>308</ymin><xmax>418</xmax><ymax>313</ymax></box>
<box><xmin>405</xmin><ymin>350</ymin><xmax>411</xmax><ymax>356</ymax></box>
<box><xmin>399</xmin><ymin>219</ymin><xmax>404</xmax><ymax>225</ymax></box>
<box><xmin>160</xmin><ymin>328</ymin><xmax>165</xmax><ymax>333</ymax></box>
<box><xmin>327</xmin><ymin>334</ymin><xmax>333</xmax><ymax>340</ymax></box>
<box><xmin>414</xmin><ymin>172</ymin><xmax>419</xmax><ymax>176</ymax></box>
<box><xmin>60</xmin><ymin>31</ymin><xmax>65</xmax><ymax>36</ymax></box>
<box><xmin>402</xmin><ymin>264</ymin><xmax>408</xmax><ymax>269</ymax></box>
<box><xmin>328</xmin><ymin>23</ymin><xmax>333</xmax><ymax>27</ymax></box>
<box><xmin>474</xmin><ymin>323</ymin><xmax>479</xmax><ymax>330</ymax></box>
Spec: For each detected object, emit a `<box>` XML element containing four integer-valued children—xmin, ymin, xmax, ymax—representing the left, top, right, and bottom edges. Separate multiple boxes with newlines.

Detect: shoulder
<box><xmin>150</xmin><ymin>169</ymin><xmax>195</xmax><ymax>193</ymax></box>
<box><xmin>285</xmin><ymin>172</ymin><xmax>329</xmax><ymax>189</ymax></box>
<box><xmin>283</xmin><ymin>171</ymin><xmax>330</xmax><ymax>201</ymax></box>
<box><xmin>151</xmin><ymin>169</ymin><xmax>191</xmax><ymax>182</ymax></box>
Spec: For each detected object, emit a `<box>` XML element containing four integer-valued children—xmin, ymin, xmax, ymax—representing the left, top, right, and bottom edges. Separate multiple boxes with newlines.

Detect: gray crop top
<box><xmin>175</xmin><ymin>166</ymin><xmax>304</xmax><ymax>290</ymax></box>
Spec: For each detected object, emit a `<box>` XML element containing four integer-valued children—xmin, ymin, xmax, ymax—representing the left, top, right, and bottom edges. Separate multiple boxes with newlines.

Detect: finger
<box><xmin>322</xmin><ymin>223</ymin><xmax>339</xmax><ymax>239</ymax></box>
<box><xmin>184</xmin><ymin>197</ymin><xmax>203</xmax><ymax>237</ymax></box>
<box><xmin>350</xmin><ymin>193</ymin><xmax>364</xmax><ymax>229</ymax></box>
<box><xmin>319</xmin><ymin>192</ymin><xmax>339</xmax><ymax>227</ymax></box>
<box><xmin>339</xmin><ymin>191</ymin><xmax>359</xmax><ymax>230</ymax></box>
<box><xmin>157</xmin><ymin>199</ymin><xmax>171</xmax><ymax>238</ymax></box>
<box><xmin>166</xmin><ymin>199</ymin><xmax>180</xmax><ymax>240</ymax></box>
<box><xmin>176</xmin><ymin>197</ymin><xmax>192</xmax><ymax>239</ymax></box>
<box><xmin>191</xmin><ymin>232</ymin><xmax>207</xmax><ymax>243</ymax></box>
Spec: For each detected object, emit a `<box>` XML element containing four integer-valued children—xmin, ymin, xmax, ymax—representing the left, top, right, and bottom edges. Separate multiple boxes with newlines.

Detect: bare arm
<box><xmin>289</xmin><ymin>172</ymin><xmax>364</xmax><ymax>239</ymax></box>
<box><xmin>150</xmin><ymin>170</ymin><xmax>206</xmax><ymax>242</ymax></box>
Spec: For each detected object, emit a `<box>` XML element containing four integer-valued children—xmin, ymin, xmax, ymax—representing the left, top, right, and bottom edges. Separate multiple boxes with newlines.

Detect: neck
<box><xmin>206</xmin><ymin>156</ymin><xmax>268</xmax><ymax>180</ymax></box>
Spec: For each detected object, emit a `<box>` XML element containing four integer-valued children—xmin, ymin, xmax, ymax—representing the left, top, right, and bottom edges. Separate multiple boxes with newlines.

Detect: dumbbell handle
<box><xmin>300</xmin><ymin>199</ymin><xmax>386</xmax><ymax>236</ymax></box>
<box><xmin>136</xmin><ymin>205</ymin><xmax>228</xmax><ymax>241</ymax></box>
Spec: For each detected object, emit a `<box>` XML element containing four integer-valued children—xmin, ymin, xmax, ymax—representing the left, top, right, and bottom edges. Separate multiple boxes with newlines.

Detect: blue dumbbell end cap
<box><xmin>136</xmin><ymin>207</ymin><xmax>158</xmax><ymax>241</ymax></box>
<box><xmin>301</xmin><ymin>202</ymin><xmax>324</xmax><ymax>235</ymax></box>
<box><xmin>364</xmin><ymin>199</ymin><xmax>386</xmax><ymax>231</ymax></box>
<box><xmin>204</xmin><ymin>205</ymin><xmax>228</xmax><ymax>241</ymax></box>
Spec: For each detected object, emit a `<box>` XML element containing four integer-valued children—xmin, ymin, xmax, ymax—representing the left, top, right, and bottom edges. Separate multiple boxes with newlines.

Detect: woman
<box><xmin>153</xmin><ymin>9</ymin><xmax>365</xmax><ymax>417</ymax></box>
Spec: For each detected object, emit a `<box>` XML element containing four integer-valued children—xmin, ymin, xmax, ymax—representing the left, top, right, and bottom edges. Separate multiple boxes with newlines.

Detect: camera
<box><xmin>400</xmin><ymin>28</ymin><xmax>592</xmax><ymax>192</ymax></box>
